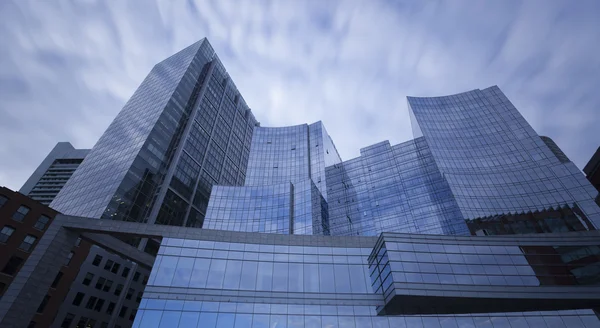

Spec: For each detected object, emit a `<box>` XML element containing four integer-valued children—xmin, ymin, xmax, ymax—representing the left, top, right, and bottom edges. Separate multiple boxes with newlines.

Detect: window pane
<box><xmin>216</xmin><ymin>313</ymin><xmax>235</xmax><ymax>327</ymax></box>
<box><xmin>234</xmin><ymin>313</ymin><xmax>252</xmax><ymax>328</ymax></box>
<box><xmin>0</xmin><ymin>226</ymin><xmax>15</xmax><ymax>243</ymax></box>
<box><xmin>154</xmin><ymin>256</ymin><xmax>177</xmax><ymax>286</ymax></box>
<box><xmin>12</xmin><ymin>206</ymin><xmax>29</xmax><ymax>222</ymax></box>
<box><xmin>256</xmin><ymin>262</ymin><xmax>273</xmax><ymax>291</ymax></box>
<box><xmin>319</xmin><ymin>264</ymin><xmax>335</xmax><ymax>293</ymax></box>
<box><xmin>198</xmin><ymin>312</ymin><xmax>218</xmax><ymax>328</ymax></box>
<box><xmin>223</xmin><ymin>260</ymin><xmax>242</xmax><ymax>289</ymax></box>
<box><xmin>34</xmin><ymin>215</ymin><xmax>51</xmax><ymax>230</ymax></box>
<box><xmin>303</xmin><ymin>264</ymin><xmax>319</xmax><ymax>292</ymax></box>
<box><xmin>206</xmin><ymin>259</ymin><xmax>226</xmax><ymax>288</ymax></box>
<box><xmin>179</xmin><ymin>312</ymin><xmax>199</xmax><ymax>328</ymax></box>
<box><xmin>240</xmin><ymin>261</ymin><xmax>257</xmax><ymax>290</ymax></box>
<box><xmin>334</xmin><ymin>264</ymin><xmax>351</xmax><ymax>293</ymax></box>
<box><xmin>272</xmin><ymin>262</ymin><xmax>288</xmax><ymax>292</ymax></box>
<box><xmin>172</xmin><ymin>257</ymin><xmax>194</xmax><ymax>287</ymax></box>
<box><xmin>189</xmin><ymin>258</ymin><xmax>210</xmax><ymax>288</ymax></box>
<box><xmin>138</xmin><ymin>310</ymin><xmax>161</xmax><ymax>328</ymax></box>
<box><xmin>19</xmin><ymin>235</ymin><xmax>37</xmax><ymax>251</ymax></box>
<box><xmin>158</xmin><ymin>311</ymin><xmax>180</xmax><ymax>327</ymax></box>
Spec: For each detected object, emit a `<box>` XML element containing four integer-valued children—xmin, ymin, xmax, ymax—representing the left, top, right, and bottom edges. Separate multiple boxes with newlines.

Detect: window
<box><xmin>0</xmin><ymin>195</ymin><xmax>8</xmax><ymax>208</ymax></box>
<box><xmin>133</xmin><ymin>271</ymin><xmax>141</xmax><ymax>282</ymax></box>
<box><xmin>36</xmin><ymin>295</ymin><xmax>50</xmax><ymax>313</ymax></box>
<box><xmin>136</xmin><ymin>291</ymin><xmax>143</xmax><ymax>303</ymax></box>
<box><xmin>104</xmin><ymin>260</ymin><xmax>114</xmax><ymax>271</ymax></box>
<box><xmin>94</xmin><ymin>298</ymin><xmax>105</xmax><ymax>312</ymax></box>
<box><xmin>106</xmin><ymin>302</ymin><xmax>116</xmax><ymax>315</ymax></box>
<box><xmin>95</xmin><ymin>277</ymin><xmax>106</xmax><ymax>290</ymax></box>
<box><xmin>103</xmin><ymin>259</ymin><xmax>121</xmax><ymax>274</ymax></box>
<box><xmin>0</xmin><ymin>282</ymin><xmax>6</xmax><ymax>294</ymax></box>
<box><xmin>1</xmin><ymin>256</ymin><xmax>24</xmax><ymax>275</ymax></box>
<box><xmin>129</xmin><ymin>309</ymin><xmax>137</xmax><ymax>321</ymax></box>
<box><xmin>85</xmin><ymin>296</ymin><xmax>98</xmax><ymax>309</ymax></box>
<box><xmin>121</xmin><ymin>267</ymin><xmax>130</xmax><ymax>277</ymax></box>
<box><xmin>119</xmin><ymin>306</ymin><xmax>128</xmax><ymax>318</ymax></box>
<box><xmin>34</xmin><ymin>215</ymin><xmax>51</xmax><ymax>230</ymax></box>
<box><xmin>92</xmin><ymin>255</ymin><xmax>103</xmax><ymax>266</ymax></box>
<box><xmin>103</xmin><ymin>279</ymin><xmax>113</xmax><ymax>292</ymax></box>
<box><xmin>0</xmin><ymin>226</ymin><xmax>15</xmax><ymax>243</ymax></box>
<box><xmin>18</xmin><ymin>235</ymin><xmax>37</xmax><ymax>252</ymax></box>
<box><xmin>72</xmin><ymin>292</ymin><xmax>85</xmax><ymax>306</ymax></box>
<box><xmin>51</xmin><ymin>272</ymin><xmax>64</xmax><ymax>288</ymax></box>
<box><xmin>64</xmin><ymin>252</ymin><xmax>74</xmax><ymax>266</ymax></box>
<box><xmin>12</xmin><ymin>205</ymin><xmax>30</xmax><ymax>222</ymax></box>
<box><xmin>76</xmin><ymin>317</ymin><xmax>88</xmax><ymax>328</ymax></box>
<box><xmin>142</xmin><ymin>275</ymin><xmax>148</xmax><ymax>285</ymax></box>
<box><xmin>126</xmin><ymin>288</ymin><xmax>134</xmax><ymax>300</ymax></box>
<box><xmin>111</xmin><ymin>262</ymin><xmax>120</xmax><ymax>274</ymax></box>
<box><xmin>114</xmin><ymin>284</ymin><xmax>123</xmax><ymax>296</ymax></box>
<box><xmin>60</xmin><ymin>313</ymin><xmax>74</xmax><ymax>328</ymax></box>
<box><xmin>82</xmin><ymin>272</ymin><xmax>94</xmax><ymax>285</ymax></box>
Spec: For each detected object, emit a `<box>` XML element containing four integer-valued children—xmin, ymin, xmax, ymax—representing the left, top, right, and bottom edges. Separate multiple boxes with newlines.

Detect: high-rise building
<box><xmin>44</xmin><ymin>38</ymin><xmax>258</xmax><ymax>327</ymax></box>
<box><xmin>19</xmin><ymin>142</ymin><xmax>89</xmax><ymax>206</ymax></box>
<box><xmin>406</xmin><ymin>88</ymin><xmax>599</xmax><ymax>229</ymax></box>
<box><xmin>2</xmin><ymin>39</ymin><xmax>599</xmax><ymax>328</ymax></box>
<box><xmin>50</xmin><ymin>39</ymin><xmax>257</xmax><ymax>232</ymax></box>
<box><xmin>133</xmin><ymin>78</ymin><xmax>600</xmax><ymax>327</ymax></box>
<box><xmin>584</xmin><ymin>146</ymin><xmax>600</xmax><ymax>193</ymax></box>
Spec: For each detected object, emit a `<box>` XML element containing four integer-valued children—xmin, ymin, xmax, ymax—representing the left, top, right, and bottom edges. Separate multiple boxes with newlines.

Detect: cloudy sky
<box><xmin>1</xmin><ymin>0</ymin><xmax>599</xmax><ymax>191</ymax></box>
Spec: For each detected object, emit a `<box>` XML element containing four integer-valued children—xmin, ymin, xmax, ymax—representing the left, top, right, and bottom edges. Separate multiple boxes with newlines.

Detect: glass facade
<box><xmin>133</xmin><ymin>234</ymin><xmax>600</xmax><ymax>328</ymax></box>
<box><xmin>244</xmin><ymin>121</ymin><xmax>341</xmax><ymax>200</ymax></box>
<box><xmin>50</xmin><ymin>39</ymin><xmax>258</xmax><ymax>228</ymax></box>
<box><xmin>326</xmin><ymin>137</ymin><xmax>468</xmax><ymax>236</ymax></box>
<box><xmin>35</xmin><ymin>37</ymin><xmax>600</xmax><ymax>327</ymax></box>
<box><xmin>407</xmin><ymin>87</ymin><xmax>600</xmax><ymax>228</ymax></box>
<box><xmin>205</xmin><ymin>183</ymin><xmax>293</xmax><ymax>234</ymax></box>
<box><xmin>135</xmin><ymin>81</ymin><xmax>600</xmax><ymax>327</ymax></box>
<box><xmin>41</xmin><ymin>39</ymin><xmax>260</xmax><ymax>326</ymax></box>
<box><xmin>204</xmin><ymin>121</ymin><xmax>338</xmax><ymax>235</ymax></box>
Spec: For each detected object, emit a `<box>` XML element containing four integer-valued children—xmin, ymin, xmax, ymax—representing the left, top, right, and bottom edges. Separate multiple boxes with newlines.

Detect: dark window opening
<box><xmin>1</xmin><ymin>256</ymin><xmax>24</xmax><ymax>275</ymax></box>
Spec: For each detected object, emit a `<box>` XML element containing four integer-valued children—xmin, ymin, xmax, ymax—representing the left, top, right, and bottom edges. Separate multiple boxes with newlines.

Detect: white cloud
<box><xmin>0</xmin><ymin>0</ymin><xmax>599</xmax><ymax>191</ymax></box>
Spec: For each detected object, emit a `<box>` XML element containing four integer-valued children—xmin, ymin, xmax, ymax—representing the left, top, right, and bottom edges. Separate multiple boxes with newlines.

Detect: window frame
<box><xmin>12</xmin><ymin>205</ymin><xmax>30</xmax><ymax>222</ymax></box>
<box><xmin>33</xmin><ymin>215</ymin><xmax>51</xmax><ymax>230</ymax></box>
<box><xmin>1</xmin><ymin>256</ymin><xmax>24</xmax><ymax>275</ymax></box>
<box><xmin>0</xmin><ymin>226</ymin><xmax>16</xmax><ymax>243</ymax></box>
<box><xmin>18</xmin><ymin>235</ymin><xmax>38</xmax><ymax>252</ymax></box>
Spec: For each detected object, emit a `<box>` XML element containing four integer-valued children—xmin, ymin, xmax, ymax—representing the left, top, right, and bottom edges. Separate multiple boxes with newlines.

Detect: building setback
<box><xmin>1</xmin><ymin>39</ymin><xmax>599</xmax><ymax>327</ymax></box>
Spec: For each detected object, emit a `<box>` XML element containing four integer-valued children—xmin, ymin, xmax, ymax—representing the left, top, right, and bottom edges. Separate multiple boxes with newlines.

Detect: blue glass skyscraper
<box><xmin>26</xmin><ymin>39</ymin><xmax>600</xmax><ymax>327</ymax></box>
<box><xmin>407</xmin><ymin>87</ymin><xmax>600</xmax><ymax>230</ymax></box>
<box><xmin>51</xmin><ymin>39</ymin><xmax>258</xmax><ymax>230</ymax></box>
<box><xmin>135</xmin><ymin>66</ymin><xmax>600</xmax><ymax>327</ymax></box>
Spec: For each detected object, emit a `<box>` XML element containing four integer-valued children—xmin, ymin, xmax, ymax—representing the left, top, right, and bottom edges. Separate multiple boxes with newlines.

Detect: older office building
<box><xmin>19</xmin><ymin>142</ymin><xmax>89</xmax><ymax>206</ymax></box>
<box><xmin>3</xmin><ymin>39</ymin><xmax>599</xmax><ymax>327</ymax></box>
<box><xmin>0</xmin><ymin>187</ymin><xmax>94</xmax><ymax>327</ymax></box>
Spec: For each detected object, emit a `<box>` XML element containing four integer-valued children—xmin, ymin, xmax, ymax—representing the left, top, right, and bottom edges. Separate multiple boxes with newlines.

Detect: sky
<box><xmin>0</xmin><ymin>0</ymin><xmax>599</xmax><ymax>191</ymax></box>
